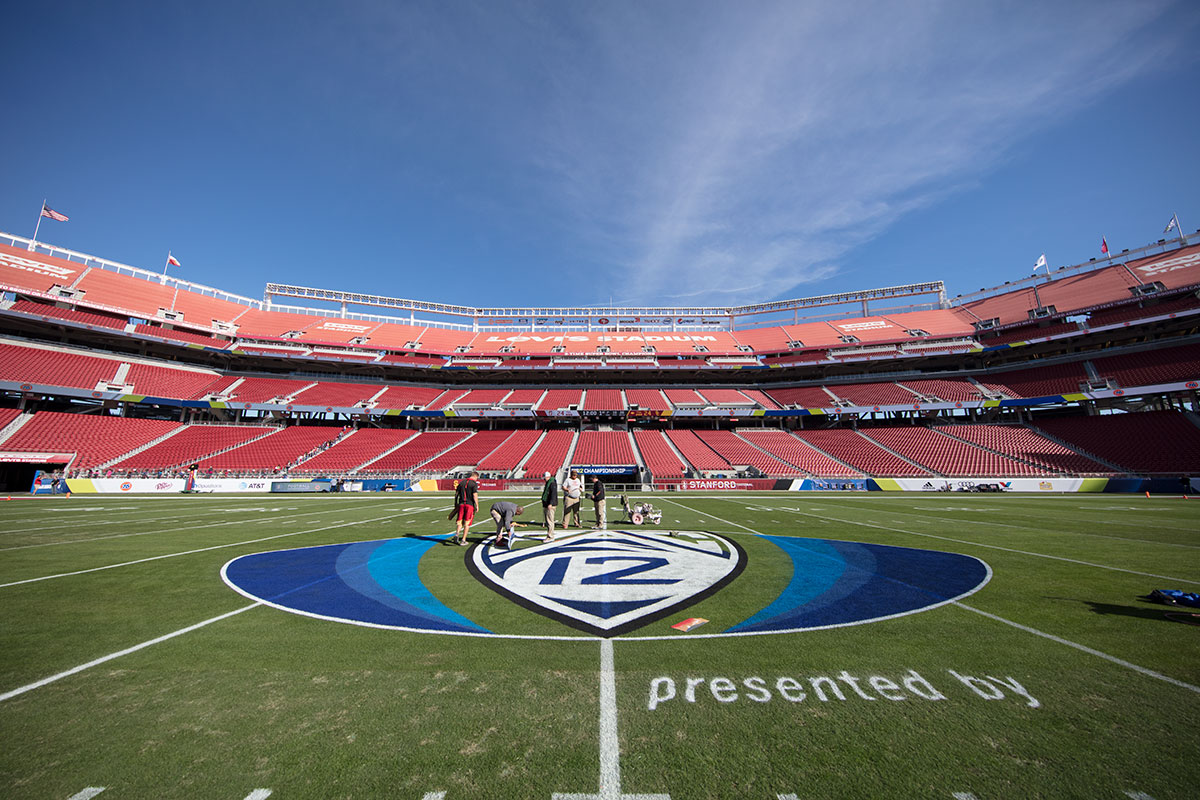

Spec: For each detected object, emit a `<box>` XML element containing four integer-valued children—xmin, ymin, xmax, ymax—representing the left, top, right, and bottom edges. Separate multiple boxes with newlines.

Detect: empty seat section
<box><xmin>573</xmin><ymin>431</ymin><xmax>636</xmax><ymax>465</ymax></box>
<box><xmin>632</xmin><ymin>430</ymin><xmax>688</xmax><ymax>479</ymax></box>
<box><xmin>113</xmin><ymin>425</ymin><xmax>273</xmax><ymax>470</ymax></box>
<box><xmin>539</xmin><ymin>389</ymin><xmax>582</xmax><ymax>410</ymax></box>
<box><xmin>363</xmin><ymin>431</ymin><xmax>472</xmax><ymax>473</ymax></box>
<box><xmin>729</xmin><ymin>326</ymin><xmax>792</xmax><ymax>353</ymax></box>
<box><xmin>698</xmin><ymin>389</ymin><xmax>754</xmax><ymax>406</ymax></box>
<box><xmin>664</xmin><ymin>389</ymin><xmax>706</xmax><ymax>407</ymax></box>
<box><xmin>200</xmin><ymin>426</ymin><xmax>342</xmax><ymax>472</ymax></box>
<box><xmin>295</xmin><ymin>429</ymin><xmax>415</xmax><ymax>473</ymax></box>
<box><xmin>133</xmin><ymin>324</ymin><xmax>230</xmax><ymax>348</ymax></box>
<box><xmin>827</xmin><ymin>382</ymin><xmax>917</xmax><ymax>406</ymax></box>
<box><xmin>624</xmin><ymin>389</ymin><xmax>669</xmax><ymax>411</ymax></box>
<box><xmin>1091</xmin><ymin>344</ymin><xmax>1200</xmax><ymax>389</ymax></box>
<box><xmin>289</xmin><ymin>381</ymin><xmax>382</xmax><ymax>408</ymax></box>
<box><xmin>125</xmin><ymin>363</ymin><xmax>224</xmax><ymax>399</ymax></box>
<box><xmin>863</xmin><ymin>427</ymin><xmax>1048</xmax><ymax>476</ymax></box>
<box><xmin>72</xmin><ymin>267</ymin><xmax>178</xmax><ymax>319</ymax></box>
<box><xmin>738</xmin><ymin>430</ymin><xmax>862</xmax><ymax>477</ymax></box>
<box><xmin>9</xmin><ymin>300</ymin><xmax>126</xmax><ymax>329</ymax></box>
<box><xmin>665</xmin><ymin>430</ymin><xmax>731</xmax><ymax>472</ymax></box>
<box><xmin>1034</xmin><ymin>411</ymin><xmax>1200</xmax><ymax>474</ymax></box>
<box><xmin>981</xmin><ymin>321</ymin><xmax>1079</xmax><ymax>346</ymax></box>
<box><xmin>3</xmin><ymin>411</ymin><xmax>180</xmax><ymax>470</ymax></box>
<box><xmin>740</xmin><ymin>389</ymin><xmax>782</xmax><ymax>410</ymax></box>
<box><xmin>986</xmin><ymin>362</ymin><xmax>1090</xmax><ymax>398</ymax></box>
<box><xmin>794</xmin><ymin>429</ymin><xmax>931</xmax><ymax>476</ymax></box>
<box><xmin>372</xmin><ymin>385</ymin><xmax>444</xmax><ymax>410</ymax></box>
<box><xmin>422</xmin><ymin>430</ymin><xmax>517</xmax><ymax>472</ymax></box>
<box><xmin>0</xmin><ymin>243</ymin><xmax>87</xmax><ymax>293</ymax></box>
<box><xmin>426</xmin><ymin>389</ymin><xmax>470</xmax><ymax>410</ymax></box>
<box><xmin>766</xmin><ymin>386</ymin><xmax>836</xmax><ymax>408</ymax></box>
<box><xmin>228</xmin><ymin>377</ymin><xmax>311</xmax><ymax>403</ymax></box>
<box><xmin>897</xmin><ymin>379</ymin><xmax>984</xmax><ymax>402</ymax></box>
<box><xmin>521</xmin><ymin>430</ymin><xmax>574</xmax><ymax>475</ymax></box>
<box><xmin>1088</xmin><ymin>294</ymin><xmax>1200</xmax><ymax>326</ymax></box>
<box><xmin>454</xmin><ymin>389</ymin><xmax>511</xmax><ymax>407</ymax></box>
<box><xmin>477</xmin><ymin>429</ymin><xmax>542</xmax><ymax>472</ymax></box>
<box><xmin>0</xmin><ymin>407</ymin><xmax>22</xmax><ymax>433</ymax></box>
<box><xmin>941</xmin><ymin>424</ymin><xmax>1114</xmax><ymax>474</ymax></box>
<box><xmin>695</xmin><ymin>430</ymin><xmax>798</xmax><ymax>476</ymax></box>
<box><xmin>0</xmin><ymin>342</ymin><xmax>121</xmax><ymax>389</ymax></box>
<box><xmin>583</xmin><ymin>389</ymin><xmax>624</xmax><ymax>410</ymax></box>
<box><xmin>500</xmin><ymin>389</ymin><xmax>545</xmax><ymax>408</ymax></box>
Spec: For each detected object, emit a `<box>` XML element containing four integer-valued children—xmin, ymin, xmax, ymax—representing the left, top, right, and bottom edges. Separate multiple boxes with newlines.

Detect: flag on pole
<box><xmin>40</xmin><ymin>205</ymin><xmax>69</xmax><ymax>222</ymax></box>
<box><xmin>1034</xmin><ymin>253</ymin><xmax>1047</xmax><ymax>270</ymax></box>
<box><xmin>166</xmin><ymin>254</ymin><xmax>181</xmax><ymax>267</ymax></box>
<box><xmin>1164</xmin><ymin>215</ymin><xmax>1178</xmax><ymax>234</ymax></box>
<box><xmin>1100</xmin><ymin>237</ymin><xmax>1109</xmax><ymax>256</ymax></box>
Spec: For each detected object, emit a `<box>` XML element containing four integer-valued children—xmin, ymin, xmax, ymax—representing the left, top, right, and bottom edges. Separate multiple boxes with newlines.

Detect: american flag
<box><xmin>40</xmin><ymin>205</ymin><xmax>69</xmax><ymax>222</ymax></box>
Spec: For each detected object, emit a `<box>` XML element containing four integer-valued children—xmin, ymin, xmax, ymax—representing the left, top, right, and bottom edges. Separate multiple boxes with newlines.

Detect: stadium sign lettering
<box><xmin>646</xmin><ymin>670</ymin><xmax>1038</xmax><ymax>710</ymax></box>
<box><xmin>0</xmin><ymin>254</ymin><xmax>76</xmax><ymax>279</ymax></box>
<box><xmin>837</xmin><ymin>320</ymin><xmax>890</xmax><ymax>330</ymax></box>
<box><xmin>482</xmin><ymin>334</ymin><xmax>717</xmax><ymax>343</ymax></box>
<box><xmin>316</xmin><ymin>322</ymin><xmax>371</xmax><ymax>332</ymax></box>
<box><xmin>1135</xmin><ymin>251</ymin><xmax>1200</xmax><ymax>276</ymax></box>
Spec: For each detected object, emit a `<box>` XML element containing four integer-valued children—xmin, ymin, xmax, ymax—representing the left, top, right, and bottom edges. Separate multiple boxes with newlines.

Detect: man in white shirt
<box><xmin>561</xmin><ymin>469</ymin><xmax>583</xmax><ymax>528</ymax></box>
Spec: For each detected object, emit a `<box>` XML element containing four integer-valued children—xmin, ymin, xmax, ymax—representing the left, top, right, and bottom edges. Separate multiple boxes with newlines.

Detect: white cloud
<box><xmin>528</xmin><ymin>0</ymin><xmax>1184</xmax><ymax>305</ymax></box>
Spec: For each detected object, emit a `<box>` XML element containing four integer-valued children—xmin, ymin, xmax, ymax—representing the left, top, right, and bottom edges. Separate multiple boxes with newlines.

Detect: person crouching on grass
<box><xmin>490</xmin><ymin>500</ymin><xmax>524</xmax><ymax>548</ymax></box>
<box><xmin>452</xmin><ymin>471</ymin><xmax>480</xmax><ymax>546</ymax></box>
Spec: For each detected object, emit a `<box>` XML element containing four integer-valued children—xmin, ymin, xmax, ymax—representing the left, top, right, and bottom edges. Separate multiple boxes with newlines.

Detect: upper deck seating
<box><xmin>10</xmin><ymin>299</ymin><xmax>126</xmax><ymax>329</ymax></box>
<box><xmin>1091</xmin><ymin>343</ymin><xmax>1200</xmax><ymax>389</ymax></box>
<box><xmin>897</xmin><ymin>379</ymin><xmax>986</xmax><ymax>402</ymax></box>
<box><xmin>738</xmin><ymin>429</ymin><xmax>862</xmax><ymax>477</ymax></box>
<box><xmin>3</xmin><ymin>411</ymin><xmax>180</xmax><ymax>470</ymax></box>
<box><xmin>730</xmin><ymin>326</ymin><xmax>792</xmax><ymax>353</ymax></box>
<box><xmin>863</xmin><ymin>426</ymin><xmax>1050</xmax><ymax>476</ymax></box>
<box><xmin>124</xmin><ymin>363</ymin><xmax>225</xmax><ymax>400</ymax></box>
<box><xmin>632</xmin><ymin>430</ymin><xmax>689</xmax><ymax>479</ymax></box>
<box><xmin>371</xmin><ymin>385</ymin><xmax>444</xmax><ymax>410</ymax></box>
<box><xmin>583</xmin><ymin>389</ymin><xmax>625</xmax><ymax>411</ymax></box>
<box><xmin>740</xmin><ymin>389</ymin><xmax>782</xmax><ymax>410</ymax></box>
<box><xmin>133</xmin><ymin>324</ymin><xmax>230</xmax><ymax>348</ymax></box>
<box><xmin>227</xmin><ymin>377</ymin><xmax>311</xmax><ymax>403</ymax></box>
<box><xmin>426</xmin><ymin>389</ymin><xmax>469</xmax><ymax>410</ymax></box>
<box><xmin>0</xmin><ymin>341</ymin><xmax>122</xmax><ymax>390</ymax></box>
<box><xmin>826</xmin><ymin>382</ymin><xmax>919</xmax><ymax>406</ymax></box>
<box><xmin>539</xmin><ymin>389</ymin><xmax>583</xmax><ymax>410</ymax></box>
<box><xmin>289</xmin><ymin>381</ymin><xmax>382</xmax><ymax>408</ymax></box>
<box><xmin>766</xmin><ymin>386</ymin><xmax>837</xmax><ymax>408</ymax></box>
<box><xmin>664</xmin><ymin>389</ymin><xmax>706</xmax><ymax>407</ymax></box>
<box><xmin>112</xmin><ymin>424</ymin><xmax>273</xmax><ymax>470</ymax></box>
<box><xmin>1034</xmin><ymin>411</ymin><xmax>1200</xmax><ymax>474</ymax></box>
<box><xmin>698</xmin><ymin>389</ymin><xmax>755</xmax><ymax>406</ymax></box>
<box><xmin>0</xmin><ymin>243</ymin><xmax>87</xmax><ymax>294</ymax></box>
<box><xmin>794</xmin><ymin>429</ymin><xmax>931</xmax><ymax>476</ymax></box>
<box><xmin>986</xmin><ymin>362</ymin><xmax>1091</xmax><ymax>398</ymax></box>
<box><xmin>500</xmin><ymin>389</ymin><xmax>545</xmax><ymax>407</ymax></box>
<box><xmin>454</xmin><ymin>389</ymin><xmax>511</xmax><ymax>407</ymax></box>
<box><xmin>624</xmin><ymin>389</ymin><xmax>670</xmax><ymax>411</ymax></box>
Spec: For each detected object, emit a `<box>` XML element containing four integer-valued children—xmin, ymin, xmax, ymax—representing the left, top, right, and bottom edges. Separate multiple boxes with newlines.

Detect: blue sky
<box><xmin>2</xmin><ymin>1</ymin><xmax>1197</xmax><ymax>312</ymax></box>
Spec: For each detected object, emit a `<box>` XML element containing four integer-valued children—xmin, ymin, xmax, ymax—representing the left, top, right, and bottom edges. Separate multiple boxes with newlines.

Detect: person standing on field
<box><xmin>453</xmin><ymin>471</ymin><xmax>479</xmax><ymax>545</ymax></box>
<box><xmin>562</xmin><ymin>469</ymin><xmax>583</xmax><ymax>528</ymax></box>
<box><xmin>591</xmin><ymin>475</ymin><xmax>606</xmax><ymax>530</ymax></box>
<box><xmin>541</xmin><ymin>471</ymin><xmax>558</xmax><ymax>541</ymax></box>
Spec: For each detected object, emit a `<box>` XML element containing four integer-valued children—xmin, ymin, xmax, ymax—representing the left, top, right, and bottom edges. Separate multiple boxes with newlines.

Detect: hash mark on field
<box><xmin>243</xmin><ymin>790</ymin><xmax>273</xmax><ymax>800</ymax></box>
<box><xmin>777</xmin><ymin>795</ymin><xmax>799</xmax><ymax>800</ymax></box>
<box><xmin>952</xmin><ymin>793</ymin><xmax>979</xmax><ymax>800</ymax></box>
<box><xmin>1124</xmin><ymin>790</ymin><xmax>1156</xmax><ymax>799</ymax></box>
<box><xmin>422</xmin><ymin>792</ymin><xmax>446</xmax><ymax>800</ymax></box>
<box><xmin>67</xmin><ymin>789</ymin><xmax>105</xmax><ymax>800</ymax></box>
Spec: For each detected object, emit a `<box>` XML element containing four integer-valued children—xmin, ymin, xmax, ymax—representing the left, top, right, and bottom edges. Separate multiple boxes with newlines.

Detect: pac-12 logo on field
<box><xmin>468</xmin><ymin>531</ymin><xmax>744</xmax><ymax>636</ymax></box>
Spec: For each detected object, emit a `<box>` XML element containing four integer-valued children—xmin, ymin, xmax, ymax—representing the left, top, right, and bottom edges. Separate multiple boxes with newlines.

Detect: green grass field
<box><xmin>1</xmin><ymin>491</ymin><xmax>1198</xmax><ymax>799</ymax></box>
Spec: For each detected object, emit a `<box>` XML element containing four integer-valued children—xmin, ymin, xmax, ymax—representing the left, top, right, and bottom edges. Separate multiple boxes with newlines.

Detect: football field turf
<box><xmin>1</xmin><ymin>492</ymin><xmax>1198</xmax><ymax>799</ymax></box>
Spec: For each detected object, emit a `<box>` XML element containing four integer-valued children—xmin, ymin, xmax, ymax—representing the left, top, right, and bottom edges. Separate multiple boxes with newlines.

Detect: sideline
<box><xmin>0</xmin><ymin>602</ymin><xmax>261</xmax><ymax>703</ymax></box>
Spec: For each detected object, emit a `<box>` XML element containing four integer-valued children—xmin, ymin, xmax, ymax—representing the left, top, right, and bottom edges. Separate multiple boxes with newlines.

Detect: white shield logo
<box><xmin>467</xmin><ymin>530</ymin><xmax>744</xmax><ymax>636</ymax></box>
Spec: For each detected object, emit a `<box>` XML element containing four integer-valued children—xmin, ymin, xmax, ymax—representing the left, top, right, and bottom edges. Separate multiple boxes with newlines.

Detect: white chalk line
<box><xmin>755</xmin><ymin>504</ymin><xmax>1200</xmax><ymax>585</ymax></box>
<box><xmin>0</xmin><ymin>505</ymin><xmax>428</xmax><ymax>589</ymax></box>
<box><xmin>0</xmin><ymin>505</ymin><xmax>245</xmax><ymax>535</ymax></box>
<box><xmin>0</xmin><ymin>602</ymin><xmax>260</xmax><ymax>702</ymax></box>
<box><xmin>955</xmin><ymin>602</ymin><xmax>1200</xmax><ymax>696</ymax></box>
<box><xmin>243</xmin><ymin>790</ymin><xmax>273</xmax><ymax>800</ymax></box>
<box><xmin>67</xmin><ymin>789</ymin><xmax>106</xmax><ymax>800</ymax></box>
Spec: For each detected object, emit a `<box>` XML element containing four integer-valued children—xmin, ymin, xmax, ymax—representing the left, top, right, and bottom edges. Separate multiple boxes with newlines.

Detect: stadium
<box><xmin>3</xmin><ymin>3</ymin><xmax>1200</xmax><ymax>799</ymax></box>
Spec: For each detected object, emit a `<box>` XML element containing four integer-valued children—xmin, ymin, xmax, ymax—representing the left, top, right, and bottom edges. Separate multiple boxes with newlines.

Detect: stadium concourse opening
<box><xmin>0</xmin><ymin>229</ymin><xmax>1197</xmax><ymax>493</ymax></box>
<box><xmin>0</xmin><ymin>460</ymin><xmax>64</xmax><ymax>492</ymax></box>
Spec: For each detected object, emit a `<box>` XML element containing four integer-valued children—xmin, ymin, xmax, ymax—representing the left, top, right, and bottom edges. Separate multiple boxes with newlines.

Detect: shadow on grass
<box><xmin>1046</xmin><ymin>596</ymin><xmax>1187</xmax><ymax>623</ymax></box>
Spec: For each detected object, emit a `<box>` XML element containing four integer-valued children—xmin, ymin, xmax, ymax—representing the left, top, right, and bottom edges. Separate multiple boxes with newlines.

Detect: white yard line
<box><xmin>0</xmin><ymin>507</ymin><xmax>240</xmax><ymax>535</ymax></box>
<box><xmin>242</xmin><ymin>791</ymin><xmax>273</xmax><ymax>800</ymax></box>
<box><xmin>657</xmin><ymin>498</ymin><xmax>762</xmax><ymax>535</ymax></box>
<box><xmin>0</xmin><ymin>506</ymin><xmax>427</xmax><ymax>589</ymax></box>
<box><xmin>67</xmin><ymin>789</ymin><xmax>106</xmax><ymax>800</ymax></box>
<box><xmin>0</xmin><ymin>603</ymin><xmax>260</xmax><ymax>703</ymax></box>
<box><xmin>955</xmin><ymin>602</ymin><xmax>1200</xmax><ymax>696</ymax></box>
<box><xmin>757</xmin><ymin>504</ymin><xmax>1199</xmax><ymax>585</ymax></box>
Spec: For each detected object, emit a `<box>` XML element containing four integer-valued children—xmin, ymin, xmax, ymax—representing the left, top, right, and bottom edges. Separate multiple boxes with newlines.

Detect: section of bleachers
<box><xmin>372</xmin><ymin>385</ymin><xmax>444</xmax><ymax>410</ymax></box>
<box><xmin>227</xmin><ymin>377</ymin><xmax>311</xmax><ymax>403</ymax></box>
<box><xmin>295</xmin><ymin>429</ymin><xmax>415</xmax><ymax>473</ymax></box>
<box><xmin>1091</xmin><ymin>343</ymin><xmax>1200</xmax><ymax>389</ymax></box>
<box><xmin>10</xmin><ymin>299</ymin><xmax>126</xmax><ymax>329</ymax></box>
<box><xmin>422</xmin><ymin>430</ymin><xmax>517</xmax><ymax>473</ymax></box>
<box><xmin>664</xmin><ymin>389</ymin><xmax>706</xmax><ymax>406</ymax></box>
<box><xmin>826</xmin><ymin>382</ymin><xmax>918</xmax><ymax>406</ymax></box>
<box><xmin>666</xmin><ymin>430</ymin><xmax>731</xmax><ymax>472</ymax></box>
<box><xmin>200</xmin><ymin>426</ymin><xmax>342</xmax><ymax>471</ymax></box>
<box><xmin>583</xmin><ymin>389</ymin><xmax>624</xmax><ymax>410</ymax></box>
<box><xmin>112</xmin><ymin>425</ymin><xmax>273</xmax><ymax>470</ymax></box>
<box><xmin>1034</xmin><ymin>411</ymin><xmax>1200</xmax><ymax>474</ymax></box>
<box><xmin>426</xmin><ymin>389</ymin><xmax>469</xmax><ymax>410</ymax></box>
<box><xmin>765</xmin><ymin>386</ymin><xmax>836</xmax><ymax>408</ymax></box>
<box><xmin>897</xmin><ymin>379</ymin><xmax>985</xmax><ymax>402</ymax></box>
<box><xmin>362</xmin><ymin>430</ymin><xmax>472</xmax><ymax>473</ymax></box>
<box><xmin>738</xmin><ymin>429</ymin><xmax>862</xmax><ymax>477</ymax></box>
<box><xmin>740</xmin><ymin>389</ymin><xmax>781</xmax><ymax>410</ymax></box>
<box><xmin>1087</xmin><ymin>293</ymin><xmax>1200</xmax><ymax>327</ymax></box>
<box><xmin>794</xmin><ymin>429</ymin><xmax>931</xmax><ymax>476</ymax></box>
<box><xmin>698</xmin><ymin>388</ymin><xmax>754</xmax><ymax>406</ymax></box>
<box><xmin>729</xmin><ymin>326</ymin><xmax>792</xmax><ymax>353</ymax></box>
<box><xmin>454</xmin><ymin>389</ymin><xmax>511</xmax><ymax>407</ymax></box>
<box><xmin>0</xmin><ymin>243</ymin><xmax>86</xmax><ymax>293</ymax></box>
<box><xmin>521</xmin><ymin>429</ymin><xmax>574</xmax><ymax>476</ymax></box>
<box><xmin>573</xmin><ymin>430</ymin><xmax>636</xmax><ymax>465</ymax></box>
<box><xmin>0</xmin><ymin>407</ymin><xmax>25</xmax><ymax>436</ymax></box>
<box><xmin>124</xmin><ymin>363</ymin><xmax>225</xmax><ymax>400</ymax></box>
<box><xmin>624</xmin><ymin>389</ymin><xmax>669</xmax><ymax>411</ymax></box>
<box><xmin>940</xmin><ymin>424</ymin><xmax>1115</xmax><ymax>475</ymax></box>
<box><xmin>538</xmin><ymin>389</ymin><xmax>583</xmax><ymax>410</ymax></box>
<box><xmin>500</xmin><ymin>389</ymin><xmax>545</xmax><ymax>407</ymax></box>
<box><xmin>981</xmin><ymin>321</ymin><xmax>1079</xmax><ymax>346</ymax></box>
<box><xmin>985</xmin><ymin>362</ymin><xmax>1091</xmax><ymax>398</ymax></box>
<box><xmin>0</xmin><ymin>341</ymin><xmax>121</xmax><ymax>390</ymax></box>
<box><xmin>632</xmin><ymin>430</ymin><xmax>689</xmax><ymax>479</ymax></box>
<box><xmin>133</xmin><ymin>324</ymin><xmax>230</xmax><ymax>348</ymax></box>
<box><xmin>695</xmin><ymin>430</ymin><xmax>799</xmax><ymax>475</ymax></box>
<box><xmin>289</xmin><ymin>381</ymin><xmax>382</xmax><ymax>408</ymax></box>
<box><xmin>863</xmin><ymin>426</ymin><xmax>1050</xmax><ymax>476</ymax></box>
<box><xmin>3</xmin><ymin>411</ymin><xmax>180</xmax><ymax>470</ymax></box>
<box><xmin>477</xmin><ymin>429</ymin><xmax>542</xmax><ymax>473</ymax></box>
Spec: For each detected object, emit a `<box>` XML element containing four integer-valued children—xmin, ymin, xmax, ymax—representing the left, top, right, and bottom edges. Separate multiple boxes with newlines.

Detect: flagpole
<box><xmin>1173</xmin><ymin>214</ymin><xmax>1183</xmax><ymax>242</ymax></box>
<box><xmin>29</xmin><ymin>200</ymin><xmax>46</xmax><ymax>250</ymax></box>
<box><xmin>163</xmin><ymin>251</ymin><xmax>173</xmax><ymax>275</ymax></box>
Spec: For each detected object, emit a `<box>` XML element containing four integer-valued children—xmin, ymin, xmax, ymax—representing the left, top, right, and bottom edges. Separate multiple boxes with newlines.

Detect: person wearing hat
<box><xmin>541</xmin><ymin>471</ymin><xmax>558</xmax><ymax>542</ymax></box>
<box><xmin>561</xmin><ymin>469</ymin><xmax>583</xmax><ymax>528</ymax></box>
